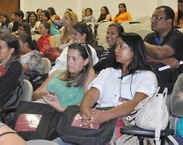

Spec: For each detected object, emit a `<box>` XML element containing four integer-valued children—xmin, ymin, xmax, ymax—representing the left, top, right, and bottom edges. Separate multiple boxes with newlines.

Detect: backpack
<box><xmin>1</xmin><ymin>72</ymin><xmax>24</xmax><ymax>126</ymax></box>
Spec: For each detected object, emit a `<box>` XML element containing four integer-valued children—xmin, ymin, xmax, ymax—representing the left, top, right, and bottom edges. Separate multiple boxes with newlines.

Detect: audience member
<box><xmin>97</xmin><ymin>6</ymin><xmax>112</xmax><ymax>23</ymax></box>
<box><xmin>0</xmin><ymin>33</ymin><xmax>23</xmax><ymax>106</ymax></box>
<box><xmin>94</xmin><ymin>23</ymin><xmax>124</xmax><ymax>74</ymax></box>
<box><xmin>82</xmin><ymin>8</ymin><xmax>96</xmax><ymax>23</ymax></box>
<box><xmin>39</xmin><ymin>10</ymin><xmax>60</xmax><ymax>35</ymax></box>
<box><xmin>169</xmin><ymin>73</ymin><xmax>183</xmax><ymax>144</ymax></box>
<box><xmin>0</xmin><ymin>122</ymin><xmax>26</xmax><ymax>145</ymax></box>
<box><xmin>81</xmin><ymin>9</ymin><xmax>86</xmax><ymax>21</ymax></box>
<box><xmin>79</xmin><ymin>33</ymin><xmax>157</xmax><ymax>144</ymax></box>
<box><xmin>10</xmin><ymin>12</ymin><xmax>15</xmax><ymax>23</ymax></box>
<box><xmin>27</xmin><ymin>11</ymin><xmax>40</xmax><ymax>34</ymax></box>
<box><xmin>112</xmin><ymin>3</ymin><xmax>132</xmax><ymax>24</ymax></box>
<box><xmin>47</xmin><ymin>7</ymin><xmax>61</xmax><ymax>21</ymax></box>
<box><xmin>17</xmin><ymin>21</ymin><xmax>31</xmax><ymax>36</ymax></box>
<box><xmin>12</xmin><ymin>10</ymin><xmax>24</xmax><ymax>32</ymax></box>
<box><xmin>33</xmin><ymin>42</ymin><xmax>96</xmax><ymax>110</ymax></box>
<box><xmin>24</xmin><ymin>11</ymin><xmax>31</xmax><ymax>22</ymax></box>
<box><xmin>36</xmin><ymin>8</ymin><xmax>42</xmax><ymax>21</ymax></box>
<box><xmin>175</xmin><ymin>0</ymin><xmax>183</xmax><ymax>28</ymax></box>
<box><xmin>0</xmin><ymin>13</ymin><xmax>13</xmax><ymax>34</ymax></box>
<box><xmin>50</xmin><ymin>22</ymin><xmax>98</xmax><ymax>74</ymax></box>
<box><xmin>53</xmin><ymin>32</ymin><xmax>158</xmax><ymax>145</ymax></box>
<box><xmin>59</xmin><ymin>11</ymin><xmax>78</xmax><ymax>50</ymax></box>
<box><xmin>144</xmin><ymin>5</ymin><xmax>183</xmax><ymax>93</ymax></box>
<box><xmin>37</xmin><ymin>22</ymin><xmax>51</xmax><ymax>54</ymax></box>
<box><xmin>19</xmin><ymin>32</ymin><xmax>43</xmax><ymax>76</ymax></box>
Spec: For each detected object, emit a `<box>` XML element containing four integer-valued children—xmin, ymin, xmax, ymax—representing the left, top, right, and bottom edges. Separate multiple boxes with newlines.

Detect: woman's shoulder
<box><xmin>99</xmin><ymin>67</ymin><xmax>121</xmax><ymax>76</ymax></box>
<box><xmin>135</xmin><ymin>70</ymin><xmax>156</xmax><ymax>79</ymax></box>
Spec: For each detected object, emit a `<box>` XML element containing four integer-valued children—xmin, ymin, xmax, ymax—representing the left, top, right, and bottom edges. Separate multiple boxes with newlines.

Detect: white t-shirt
<box><xmin>49</xmin><ymin>44</ymin><xmax>99</xmax><ymax>74</ymax></box>
<box><xmin>89</xmin><ymin>68</ymin><xmax>158</xmax><ymax>107</ymax></box>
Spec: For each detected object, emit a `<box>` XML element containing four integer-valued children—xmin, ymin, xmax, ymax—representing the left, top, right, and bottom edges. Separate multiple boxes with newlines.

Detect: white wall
<box><xmin>20</xmin><ymin>0</ymin><xmax>177</xmax><ymax>21</ymax></box>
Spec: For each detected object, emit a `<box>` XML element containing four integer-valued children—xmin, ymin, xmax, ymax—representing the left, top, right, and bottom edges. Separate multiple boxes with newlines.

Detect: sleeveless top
<box><xmin>43</xmin><ymin>71</ymin><xmax>84</xmax><ymax>106</ymax></box>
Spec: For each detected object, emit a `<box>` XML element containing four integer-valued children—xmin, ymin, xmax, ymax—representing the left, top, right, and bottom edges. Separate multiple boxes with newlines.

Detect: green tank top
<box><xmin>39</xmin><ymin>71</ymin><xmax>84</xmax><ymax>107</ymax></box>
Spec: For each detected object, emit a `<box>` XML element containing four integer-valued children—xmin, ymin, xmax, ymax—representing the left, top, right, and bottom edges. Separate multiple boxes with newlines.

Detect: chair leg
<box><xmin>137</xmin><ymin>136</ymin><xmax>145</xmax><ymax>145</ymax></box>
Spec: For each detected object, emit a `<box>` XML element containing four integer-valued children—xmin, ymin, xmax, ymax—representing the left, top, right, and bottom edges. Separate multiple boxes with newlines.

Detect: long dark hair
<box><xmin>61</xmin><ymin>42</ymin><xmax>92</xmax><ymax>88</ymax></box>
<box><xmin>114</xmin><ymin>33</ymin><xmax>151</xmax><ymax>74</ymax></box>
<box><xmin>117</xmin><ymin>3</ymin><xmax>127</xmax><ymax>17</ymax></box>
<box><xmin>73</xmin><ymin>22</ymin><xmax>95</xmax><ymax>46</ymax></box>
<box><xmin>0</xmin><ymin>13</ymin><xmax>10</xmax><ymax>27</ymax></box>
<box><xmin>97</xmin><ymin>6</ymin><xmax>110</xmax><ymax>22</ymax></box>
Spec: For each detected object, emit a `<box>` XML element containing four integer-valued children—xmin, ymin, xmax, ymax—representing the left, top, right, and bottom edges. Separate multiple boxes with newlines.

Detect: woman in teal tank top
<box><xmin>33</xmin><ymin>42</ymin><xmax>95</xmax><ymax>112</ymax></box>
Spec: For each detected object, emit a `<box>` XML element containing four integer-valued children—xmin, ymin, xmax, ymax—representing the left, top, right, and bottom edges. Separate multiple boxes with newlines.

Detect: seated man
<box><xmin>144</xmin><ymin>5</ymin><xmax>183</xmax><ymax>94</ymax></box>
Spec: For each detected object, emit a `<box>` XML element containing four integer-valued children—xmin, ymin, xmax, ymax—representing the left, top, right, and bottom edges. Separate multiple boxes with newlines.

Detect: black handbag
<box><xmin>56</xmin><ymin>105</ymin><xmax>116</xmax><ymax>145</ymax></box>
<box><xmin>12</xmin><ymin>101</ymin><xmax>62</xmax><ymax>140</ymax></box>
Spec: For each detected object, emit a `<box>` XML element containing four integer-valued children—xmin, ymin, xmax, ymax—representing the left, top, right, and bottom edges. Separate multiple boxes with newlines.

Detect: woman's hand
<box><xmin>43</xmin><ymin>91</ymin><xmax>65</xmax><ymax>112</ymax></box>
<box><xmin>80</xmin><ymin>108</ymin><xmax>94</xmax><ymax>126</ymax></box>
<box><xmin>89</xmin><ymin>110</ymin><xmax>109</xmax><ymax>125</ymax></box>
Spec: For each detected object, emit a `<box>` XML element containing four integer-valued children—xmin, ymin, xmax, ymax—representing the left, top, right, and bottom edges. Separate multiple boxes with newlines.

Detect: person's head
<box><xmin>14</xmin><ymin>10</ymin><xmax>24</xmax><ymax>22</ymax></box>
<box><xmin>18</xmin><ymin>32</ymin><xmax>39</xmax><ymax>53</ymax></box>
<box><xmin>47</xmin><ymin>7</ymin><xmax>56</xmax><ymax>16</ymax></box>
<box><xmin>72</xmin><ymin>22</ymin><xmax>95</xmax><ymax>46</ymax></box>
<box><xmin>65</xmin><ymin>8</ymin><xmax>73</xmax><ymax>13</ymax></box>
<box><xmin>36</xmin><ymin>8</ymin><xmax>42</xmax><ymax>20</ymax></box>
<box><xmin>0</xmin><ymin>13</ymin><xmax>10</xmax><ymax>26</ymax></box>
<box><xmin>115</xmin><ymin>33</ymin><xmax>150</xmax><ymax>74</ymax></box>
<box><xmin>0</xmin><ymin>33</ymin><xmax>20</xmax><ymax>64</ymax></box>
<box><xmin>106</xmin><ymin>23</ymin><xmax>124</xmax><ymax>47</ymax></box>
<box><xmin>85</xmin><ymin>8</ymin><xmax>93</xmax><ymax>16</ymax></box>
<box><xmin>101</xmin><ymin>6</ymin><xmax>110</xmax><ymax>15</ymax></box>
<box><xmin>62</xmin><ymin>11</ymin><xmax>78</xmax><ymax>28</ymax></box>
<box><xmin>151</xmin><ymin>6</ymin><xmax>174</xmax><ymax>33</ymax></box>
<box><xmin>27</xmin><ymin>11</ymin><xmax>37</xmax><ymax>24</ymax></box>
<box><xmin>178</xmin><ymin>0</ymin><xmax>183</xmax><ymax>24</ymax></box>
<box><xmin>10</xmin><ymin>12</ymin><xmax>15</xmax><ymax>22</ymax></box>
<box><xmin>38</xmin><ymin>22</ymin><xmax>50</xmax><ymax>35</ymax></box>
<box><xmin>39</xmin><ymin>10</ymin><xmax>50</xmax><ymax>22</ymax></box>
<box><xmin>25</xmin><ymin>11</ymin><xmax>30</xmax><ymax>19</ymax></box>
<box><xmin>118</xmin><ymin>3</ymin><xmax>127</xmax><ymax>13</ymax></box>
<box><xmin>63</xmin><ymin>42</ymin><xmax>92</xmax><ymax>87</ymax></box>
<box><xmin>17</xmin><ymin>22</ymin><xmax>31</xmax><ymax>36</ymax></box>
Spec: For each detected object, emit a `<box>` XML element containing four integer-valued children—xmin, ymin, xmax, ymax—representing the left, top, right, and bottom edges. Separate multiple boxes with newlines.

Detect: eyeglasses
<box><xmin>151</xmin><ymin>16</ymin><xmax>167</xmax><ymax>21</ymax></box>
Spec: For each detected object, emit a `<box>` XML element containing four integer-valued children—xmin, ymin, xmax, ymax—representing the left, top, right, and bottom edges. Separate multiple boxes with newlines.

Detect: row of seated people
<box><xmin>1</xmin><ymin>5</ymin><xmax>183</xmax><ymax>144</ymax></box>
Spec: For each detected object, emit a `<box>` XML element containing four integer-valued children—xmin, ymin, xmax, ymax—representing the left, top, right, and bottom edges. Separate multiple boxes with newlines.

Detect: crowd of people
<box><xmin>0</xmin><ymin>1</ymin><xmax>183</xmax><ymax>145</ymax></box>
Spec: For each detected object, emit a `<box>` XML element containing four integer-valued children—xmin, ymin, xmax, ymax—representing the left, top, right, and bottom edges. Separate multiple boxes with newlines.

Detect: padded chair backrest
<box><xmin>135</xmin><ymin>28</ymin><xmax>153</xmax><ymax>39</ymax></box>
<box><xmin>21</xmin><ymin>79</ymin><xmax>33</xmax><ymax>101</ymax></box>
<box><xmin>97</xmin><ymin>21</ymin><xmax>113</xmax><ymax>35</ymax></box>
<box><xmin>144</xmin><ymin>19</ymin><xmax>151</xmax><ymax>29</ymax></box>
<box><xmin>27</xmin><ymin>139</ymin><xmax>58</xmax><ymax>145</ymax></box>
<box><xmin>41</xmin><ymin>57</ymin><xmax>52</xmax><ymax>73</ymax></box>
<box><xmin>96</xmin><ymin>33</ymin><xmax>107</xmax><ymax>46</ymax></box>
<box><xmin>124</xmin><ymin>23</ymin><xmax>145</xmax><ymax>32</ymax></box>
<box><xmin>31</xmin><ymin>34</ymin><xmax>41</xmax><ymax>41</ymax></box>
<box><xmin>136</xmin><ymin>16</ymin><xmax>151</xmax><ymax>23</ymax></box>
